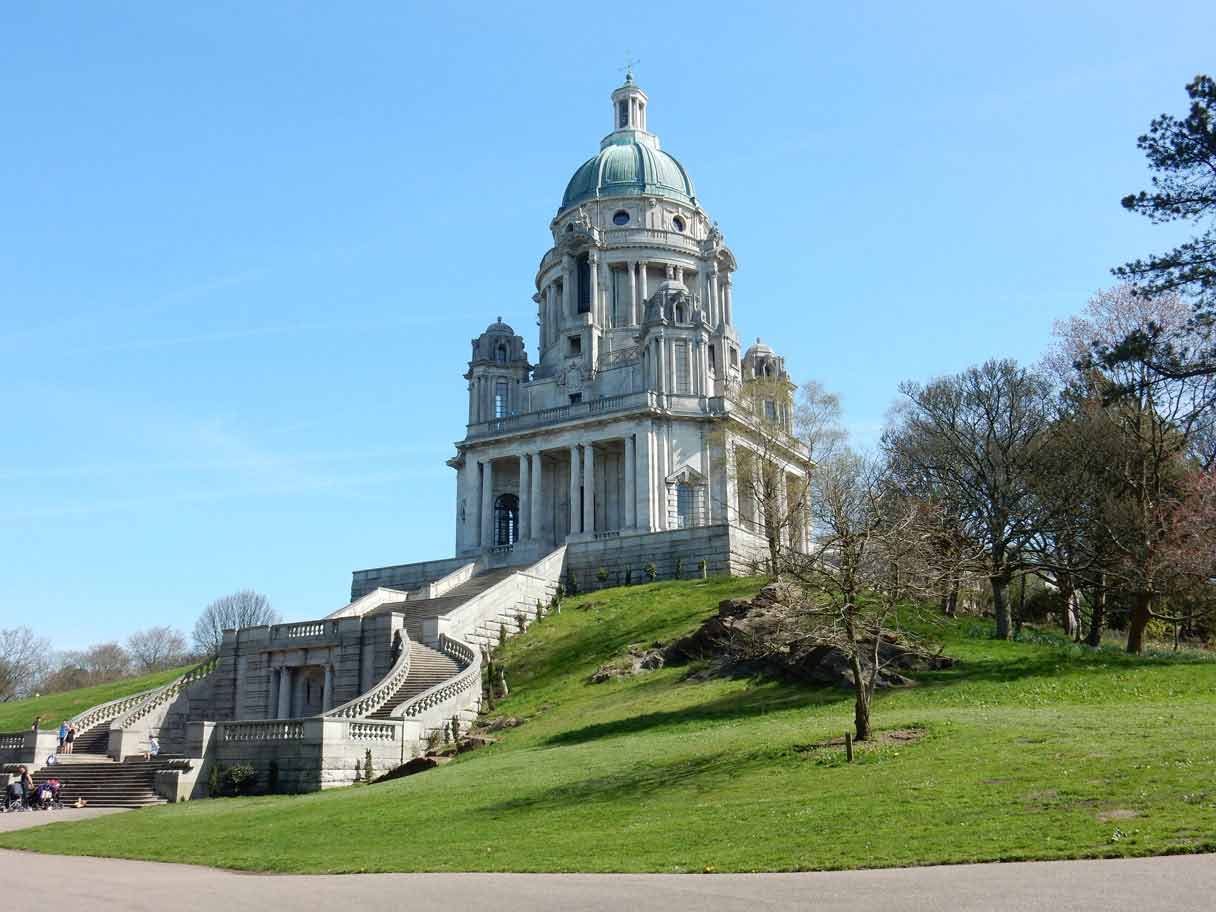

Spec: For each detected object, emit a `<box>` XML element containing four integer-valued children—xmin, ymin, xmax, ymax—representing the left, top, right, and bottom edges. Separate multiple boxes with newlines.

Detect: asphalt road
<box><xmin>1</xmin><ymin>845</ymin><xmax>1213</xmax><ymax>912</ymax></box>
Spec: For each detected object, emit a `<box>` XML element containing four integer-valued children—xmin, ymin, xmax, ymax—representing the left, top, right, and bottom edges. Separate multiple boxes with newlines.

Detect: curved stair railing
<box><xmin>68</xmin><ymin>689</ymin><xmax>164</xmax><ymax>739</ymax></box>
<box><xmin>323</xmin><ymin>632</ymin><xmax>413</xmax><ymax>719</ymax></box>
<box><xmin>396</xmin><ymin>634</ymin><xmax>480</xmax><ymax>721</ymax></box>
<box><xmin>111</xmin><ymin>655</ymin><xmax>220</xmax><ymax>729</ymax></box>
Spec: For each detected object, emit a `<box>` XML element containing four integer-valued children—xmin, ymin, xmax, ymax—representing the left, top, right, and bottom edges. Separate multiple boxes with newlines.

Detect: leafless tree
<box><xmin>884</xmin><ymin>360</ymin><xmax>1056</xmax><ymax>639</ymax></box>
<box><xmin>127</xmin><ymin>626</ymin><xmax>190</xmax><ymax>673</ymax></box>
<box><xmin>193</xmin><ymin>590</ymin><xmax>279</xmax><ymax>656</ymax></box>
<box><xmin>0</xmin><ymin>627</ymin><xmax>52</xmax><ymax>702</ymax></box>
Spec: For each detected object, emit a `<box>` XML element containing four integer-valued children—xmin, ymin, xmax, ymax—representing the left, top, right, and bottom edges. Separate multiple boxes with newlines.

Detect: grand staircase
<box><xmin>387</xmin><ymin>567</ymin><xmax>519</xmax><ymax>642</ymax></box>
<box><xmin>31</xmin><ymin>754</ymin><xmax>181</xmax><ymax>808</ymax></box>
<box><xmin>69</xmin><ymin>720</ymin><xmax>111</xmax><ymax>755</ymax></box>
<box><xmin>367</xmin><ymin>642</ymin><xmax>461</xmax><ymax>720</ymax></box>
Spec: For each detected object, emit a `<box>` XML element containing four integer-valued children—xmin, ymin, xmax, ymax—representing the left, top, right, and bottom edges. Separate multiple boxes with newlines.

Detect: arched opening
<box><xmin>495</xmin><ymin>344</ymin><xmax>508</xmax><ymax>363</ymax></box>
<box><xmin>494</xmin><ymin>494</ymin><xmax>520</xmax><ymax>546</ymax></box>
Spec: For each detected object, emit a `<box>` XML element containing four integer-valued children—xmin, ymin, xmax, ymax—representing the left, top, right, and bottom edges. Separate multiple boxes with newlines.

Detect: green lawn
<box><xmin>2</xmin><ymin>576</ymin><xmax>1215</xmax><ymax>873</ymax></box>
<box><xmin>0</xmin><ymin>667</ymin><xmax>186</xmax><ymax>733</ymax></box>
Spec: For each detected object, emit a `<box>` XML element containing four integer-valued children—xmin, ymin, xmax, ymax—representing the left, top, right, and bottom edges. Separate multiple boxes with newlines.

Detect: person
<box><xmin>32</xmin><ymin>781</ymin><xmax>54</xmax><ymax>810</ymax></box>
<box><xmin>58</xmin><ymin>721</ymin><xmax>68</xmax><ymax>752</ymax></box>
<box><xmin>31</xmin><ymin>715</ymin><xmax>42</xmax><ymax>733</ymax></box>
<box><xmin>63</xmin><ymin>723</ymin><xmax>76</xmax><ymax>754</ymax></box>
<box><xmin>143</xmin><ymin>735</ymin><xmax>160</xmax><ymax>761</ymax></box>
<box><xmin>4</xmin><ymin>766</ymin><xmax>28</xmax><ymax>809</ymax></box>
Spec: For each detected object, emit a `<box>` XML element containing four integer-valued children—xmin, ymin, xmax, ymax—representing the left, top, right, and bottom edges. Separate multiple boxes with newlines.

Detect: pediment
<box><xmin>666</xmin><ymin>465</ymin><xmax>706</xmax><ymax>485</ymax></box>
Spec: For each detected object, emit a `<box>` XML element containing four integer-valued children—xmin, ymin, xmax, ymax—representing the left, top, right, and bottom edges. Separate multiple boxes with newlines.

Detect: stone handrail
<box><xmin>0</xmin><ymin>732</ymin><xmax>25</xmax><ymax>751</ymax></box>
<box><xmin>68</xmin><ymin>687</ymin><xmax>164</xmax><ymax>735</ymax></box>
<box><xmin>398</xmin><ymin>635</ymin><xmax>479</xmax><ymax>720</ymax></box>
<box><xmin>218</xmin><ymin>720</ymin><xmax>305</xmax><ymax>742</ymax></box>
<box><xmin>347</xmin><ymin>721</ymin><xmax>398</xmax><ymax>742</ymax></box>
<box><xmin>112</xmin><ymin>655</ymin><xmax>220</xmax><ymax>729</ymax></box>
<box><xmin>467</xmin><ymin>390</ymin><xmax>654</xmax><ymax>438</ymax></box>
<box><xmin>323</xmin><ymin>630</ymin><xmax>412</xmax><ymax>719</ymax></box>
<box><xmin>271</xmin><ymin>620</ymin><xmax>337</xmax><ymax>640</ymax></box>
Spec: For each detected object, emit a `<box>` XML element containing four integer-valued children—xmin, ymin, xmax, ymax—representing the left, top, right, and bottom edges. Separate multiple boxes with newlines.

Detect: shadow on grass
<box><xmin>480</xmin><ymin>749</ymin><xmax>747</xmax><ymax>813</ymax></box>
<box><xmin>543</xmin><ymin>678</ymin><xmax>844</xmax><ymax>748</ymax></box>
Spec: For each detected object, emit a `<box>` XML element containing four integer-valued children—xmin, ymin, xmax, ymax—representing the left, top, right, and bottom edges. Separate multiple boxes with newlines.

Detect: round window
<box><xmin>612</xmin><ymin>210</ymin><xmax>630</xmax><ymax>226</ymax></box>
<box><xmin>672</xmin><ymin>215</ymin><xmax>686</xmax><ymax>232</ymax></box>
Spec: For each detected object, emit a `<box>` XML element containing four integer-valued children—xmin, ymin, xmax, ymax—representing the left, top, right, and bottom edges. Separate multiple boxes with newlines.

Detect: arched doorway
<box><xmin>494</xmin><ymin>493</ymin><xmax>519</xmax><ymax>546</ymax></box>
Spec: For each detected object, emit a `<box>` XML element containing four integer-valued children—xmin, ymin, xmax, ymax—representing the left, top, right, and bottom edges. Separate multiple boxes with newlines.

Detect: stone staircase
<box><xmin>366</xmin><ymin>642</ymin><xmax>461</xmax><ymax>720</ymax></box>
<box><xmin>69</xmin><ymin>720</ymin><xmax>111</xmax><ymax>755</ymax></box>
<box><xmin>31</xmin><ymin>754</ymin><xmax>181</xmax><ymax>808</ymax></box>
<box><xmin>386</xmin><ymin>567</ymin><xmax>520</xmax><ymax>642</ymax></box>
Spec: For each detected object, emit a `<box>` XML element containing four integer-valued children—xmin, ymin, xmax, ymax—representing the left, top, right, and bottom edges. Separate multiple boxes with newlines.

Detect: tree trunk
<box><xmin>946</xmin><ymin>577</ymin><xmax>959</xmax><ymax>617</ymax></box>
<box><xmin>991</xmin><ymin>572</ymin><xmax>1013</xmax><ymax>640</ymax></box>
<box><xmin>1085</xmin><ymin>577</ymin><xmax>1106</xmax><ymax>648</ymax></box>
<box><xmin>1126</xmin><ymin>591</ymin><xmax>1153</xmax><ymax>655</ymax></box>
<box><xmin>849</xmin><ymin>652</ymin><xmax>872</xmax><ymax>741</ymax></box>
<box><xmin>1058</xmin><ymin>573</ymin><xmax>1076</xmax><ymax>638</ymax></box>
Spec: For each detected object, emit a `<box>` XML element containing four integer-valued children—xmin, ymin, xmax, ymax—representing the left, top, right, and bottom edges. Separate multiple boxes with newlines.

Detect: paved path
<box><xmin>0</xmin><ymin>847</ymin><xmax>1212</xmax><ymax>912</ymax></box>
<box><xmin>0</xmin><ymin>807</ymin><xmax>127</xmax><ymax>833</ymax></box>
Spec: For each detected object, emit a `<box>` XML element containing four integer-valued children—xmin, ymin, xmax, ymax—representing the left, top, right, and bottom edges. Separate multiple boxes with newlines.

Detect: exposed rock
<box><xmin>665</xmin><ymin>585</ymin><xmax>953</xmax><ymax>690</ymax></box>
<box><xmin>456</xmin><ymin>734</ymin><xmax>498</xmax><ymax>754</ymax></box>
<box><xmin>589</xmin><ymin>643</ymin><xmax>667</xmax><ymax>683</ymax></box>
<box><xmin>485</xmin><ymin>715</ymin><xmax>523</xmax><ymax>732</ymax></box>
<box><xmin>372</xmin><ymin>755</ymin><xmax>451</xmax><ymax>783</ymax></box>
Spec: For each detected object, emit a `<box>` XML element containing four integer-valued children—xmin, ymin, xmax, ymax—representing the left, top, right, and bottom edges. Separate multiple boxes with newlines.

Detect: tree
<box><xmin>740</xmin><ymin>451</ymin><xmax>932</xmax><ymax>740</ymax></box>
<box><xmin>1116</xmin><ymin>75</ymin><xmax>1216</xmax><ymax>319</ymax></box>
<box><xmin>193</xmin><ymin>590</ymin><xmax>279</xmax><ymax>655</ymax></box>
<box><xmin>1052</xmin><ymin>287</ymin><xmax>1216</xmax><ymax>652</ymax></box>
<box><xmin>0</xmin><ymin>627</ymin><xmax>51</xmax><ymax>702</ymax></box>
<box><xmin>884</xmin><ymin>360</ymin><xmax>1055</xmax><ymax>639</ymax></box>
<box><xmin>127</xmin><ymin>626</ymin><xmax>189</xmax><ymax>673</ymax></box>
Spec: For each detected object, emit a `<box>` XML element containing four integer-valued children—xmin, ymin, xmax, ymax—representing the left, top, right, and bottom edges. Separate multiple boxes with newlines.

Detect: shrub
<box><xmin>206</xmin><ymin>763</ymin><xmax>221</xmax><ymax>798</ymax></box>
<box><xmin>353</xmin><ymin>760</ymin><xmax>362</xmax><ymax>784</ymax></box>
<box><xmin>225</xmin><ymin>763</ymin><xmax>257</xmax><ymax>796</ymax></box>
<box><xmin>515</xmin><ymin>611</ymin><xmax>527</xmax><ymax>633</ymax></box>
<box><xmin>364</xmin><ymin>749</ymin><xmax>374</xmax><ymax>783</ymax></box>
<box><xmin>674</xmin><ymin>557</ymin><xmax>685</xmax><ymax>579</ymax></box>
<box><xmin>426</xmin><ymin>728</ymin><xmax>442</xmax><ymax>753</ymax></box>
<box><xmin>625</xmin><ymin>567</ymin><xmax>633</xmax><ymax>585</ymax></box>
<box><xmin>699</xmin><ymin>559</ymin><xmax>708</xmax><ymax>579</ymax></box>
<box><xmin>498</xmin><ymin>624</ymin><xmax>507</xmax><ymax>648</ymax></box>
<box><xmin>644</xmin><ymin>562</ymin><xmax>658</xmax><ymax>581</ymax></box>
<box><xmin>450</xmin><ymin>716</ymin><xmax>461</xmax><ymax>743</ymax></box>
<box><xmin>535</xmin><ymin>598</ymin><xmax>545</xmax><ymax>620</ymax></box>
<box><xmin>596</xmin><ymin>566</ymin><xmax>610</xmax><ymax>584</ymax></box>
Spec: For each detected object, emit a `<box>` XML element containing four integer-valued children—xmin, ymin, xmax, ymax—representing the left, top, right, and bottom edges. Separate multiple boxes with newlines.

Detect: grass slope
<box><xmin>3</xmin><ymin>577</ymin><xmax>1215</xmax><ymax>872</ymax></box>
<box><xmin>0</xmin><ymin>667</ymin><xmax>186</xmax><ymax>733</ymax></box>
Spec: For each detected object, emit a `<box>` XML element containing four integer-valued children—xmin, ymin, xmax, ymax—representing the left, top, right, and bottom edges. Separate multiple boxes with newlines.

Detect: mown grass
<box><xmin>0</xmin><ymin>667</ymin><xmax>187</xmax><ymax>733</ymax></box>
<box><xmin>2</xmin><ymin>576</ymin><xmax>1214</xmax><ymax>873</ymax></box>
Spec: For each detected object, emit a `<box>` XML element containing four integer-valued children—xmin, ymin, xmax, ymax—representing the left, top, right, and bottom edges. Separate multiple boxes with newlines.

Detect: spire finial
<box><xmin>619</xmin><ymin>54</ymin><xmax>640</xmax><ymax>85</ymax></box>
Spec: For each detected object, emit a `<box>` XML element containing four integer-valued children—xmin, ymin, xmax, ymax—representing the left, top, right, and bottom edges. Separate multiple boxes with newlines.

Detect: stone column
<box><xmin>322</xmin><ymin>665</ymin><xmax>333</xmax><ymax>712</ymax></box>
<box><xmin>629</xmin><ymin>261</ymin><xmax>638</xmax><ymax>325</ymax></box>
<box><xmin>588</xmin><ymin>250</ymin><xmax>599</xmax><ymax>322</ymax></box>
<box><xmin>568</xmin><ymin>445</ymin><xmax>581</xmax><ymax>537</ymax></box>
<box><xmin>636</xmin><ymin>427</ymin><xmax>652</xmax><ymax>531</ymax></box>
<box><xmin>277</xmin><ymin>667</ymin><xmax>292</xmax><ymax>719</ymax></box>
<box><xmin>708</xmin><ymin>264</ymin><xmax>720</xmax><ymax>326</ymax></box>
<box><xmin>562</xmin><ymin>253</ymin><xmax>575</xmax><ymax>318</ymax></box>
<box><xmin>519</xmin><ymin>453</ymin><xmax>531</xmax><ymax>542</ymax></box>
<box><xmin>638</xmin><ymin>261</ymin><xmax>648</xmax><ymax>311</ymax></box>
<box><xmin>481</xmin><ymin>459</ymin><xmax>495</xmax><ymax>548</ymax></box>
<box><xmin>583</xmin><ymin>443</ymin><xmax>596</xmax><ymax>536</ymax></box>
<box><xmin>531</xmin><ymin>452</ymin><xmax>544</xmax><ymax>545</ymax></box>
<box><xmin>624</xmin><ymin>434</ymin><xmax>636</xmax><ymax>529</ymax></box>
<box><xmin>723</xmin><ymin>274</ymin><xmax>733</xmax><ymax>325</ymax></box>
<box><xmin>267</xmin><ymin>663</ymin><xmax>279</xmax><ymax>718</ymax></box>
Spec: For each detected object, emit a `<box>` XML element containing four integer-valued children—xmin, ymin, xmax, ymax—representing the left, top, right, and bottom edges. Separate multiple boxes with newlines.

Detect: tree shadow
<box><xmin>480</xmin><ymin>748</ymin><xmax>746</xmax><ymax>814</ymax></box>
<box><xmin>543</xmin><ymin>677</ymin><xmax>845</xmax><ymax>748</ymax></box>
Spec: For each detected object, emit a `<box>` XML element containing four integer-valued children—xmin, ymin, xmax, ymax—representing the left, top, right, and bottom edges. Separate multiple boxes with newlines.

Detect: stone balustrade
<box><xmin>218</xmin><ymin>720</ymin><xmax>306</xmax><ymax>742</ymax></box>
<box><xmin>323</xmin><ymin>631</ymin><xmax>412</xmax><ymax>720</ymax></box>
<box><xmin>467</xmin><ymin>390</ymin><xmax>654</xmax><ymax>439</ymax></box>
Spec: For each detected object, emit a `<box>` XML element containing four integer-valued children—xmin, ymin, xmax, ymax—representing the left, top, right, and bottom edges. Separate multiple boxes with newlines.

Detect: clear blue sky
<box><xmin>2</xmin><ymin>2</ymin><xmax>1211</xmax><ymax>648</ymax></box>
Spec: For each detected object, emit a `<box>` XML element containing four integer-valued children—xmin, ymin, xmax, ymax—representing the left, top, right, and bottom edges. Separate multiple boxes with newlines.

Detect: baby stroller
<box><xmin>2</xmin><ymin>782</ymin><xmax>31</xmax><ymax>813</ymax></box>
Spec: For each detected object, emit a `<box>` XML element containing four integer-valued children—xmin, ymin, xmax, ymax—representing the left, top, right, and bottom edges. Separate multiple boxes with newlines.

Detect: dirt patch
<box><xmin>793</xmin><ymin>728</ymin><xmax>926</xmax><ymax>753</ymax></box>
<box><xmin>1097</xmin><ymin>808</ymin><xmax>1141</xmax><ymax>821</ymax></box>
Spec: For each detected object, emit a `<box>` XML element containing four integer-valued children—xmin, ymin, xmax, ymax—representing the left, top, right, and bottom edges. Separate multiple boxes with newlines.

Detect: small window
<box><xmin>566</xmin><ymin>223</ymin><xmax>575</xmax><ymax>233</ymax></box>
<box><xmin>764</xmin><ymin>400</ymin><xmax>778</xmax><ymax>421</ymax></box>
<box><xmin>495</xmin><ymin>344</ymin><xmax>507</xmax><ymax>363</ymax></box>
<box><xmin>675</xmin><ymin>341</ymin><xmax>691</xmax><ymax>394</ymax></box>
<box><xmin>568</xmin><ymin>335</ymin><xmax>582</xmax><ymax>356</ymax></box>
<box><xmin>708</xmin><ymin>345</ymin><xmax>717</xmax><ymax>373</ymax></box>
<box><xmin>569</xmin><ymin>393</ymin><xmax>582</xmax><ymax>404</ymax></box>
<box><xmin>730</xmin><ymin>346</ymin><xmax>739</xmax><ymax>368</ymax></box>
<box><xmin>618</xmin><ymin>100</ymin><xmax>628</xmax><ymax>129</ymax></box>
<box><xmin>672</xmin><ymin>215</ymin><xmax>686</xmax><ymax>232</ymax></box>
<box><xmin>612</xmin><ymin>210</ymin><xmax>630</xmax><ymax>226</ymax></box>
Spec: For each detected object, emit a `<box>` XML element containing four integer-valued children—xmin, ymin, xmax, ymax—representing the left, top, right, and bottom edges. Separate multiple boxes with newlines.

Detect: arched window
<box><xmin>494</xmin><ymin>379</ymin><xmax>509</xmax><ymax>418</ymax></box>
<box><xmin>495</xmin><ymin>344</ymin><xmax>508</xmax><ymax>363</ymax></box>
<box><xmin>494</xmin><ymin>494</ymin><xmax>519</xmax><ymax>547</ymax></box>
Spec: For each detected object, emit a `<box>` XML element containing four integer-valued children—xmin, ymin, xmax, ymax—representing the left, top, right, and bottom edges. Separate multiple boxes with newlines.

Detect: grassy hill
<box><xmin>0</xmin><ymin>667</ymin><xmax>187</xmax><ymax>734</ymax></box>
<box><xmin>2</xmin><ymin>576</ymin><xmax>1215</xmax><ymax>872</ymax></box>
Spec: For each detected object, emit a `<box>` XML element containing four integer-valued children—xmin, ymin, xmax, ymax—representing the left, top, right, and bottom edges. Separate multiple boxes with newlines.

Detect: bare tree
<box><xmin>749</xmin><ymin>451</ymin><xmax>933</xmax><ymax>740</ymax></box>
<box><xmin>0</xmin><ymin>627</ymin><xmax>52</xmax><ymax>702</ymax></box>
<box><xmin>127</xmin><ymin>626</ymin><xmax>189</xmax><ymax>673</ymax></box>
<box><xmin>193</xmin><ymin>590</ymin><xmax>278</xmax><ymax>656</ymax></box>
<box><xmin>884</xmin><ymin>360</ymin><xmax>1056</xmax><ymax>640</ymax></box>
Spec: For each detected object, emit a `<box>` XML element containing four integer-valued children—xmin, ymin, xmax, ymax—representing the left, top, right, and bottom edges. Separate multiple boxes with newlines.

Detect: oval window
<box><xmin>612</xmin><ymin>210</ymin><xmax>630</xmax><ymax>226</ymax></box>
<box><xmin>672</xmin><ymin>215</ymin><xmax>686</xmax><ymax>232</ymax></box>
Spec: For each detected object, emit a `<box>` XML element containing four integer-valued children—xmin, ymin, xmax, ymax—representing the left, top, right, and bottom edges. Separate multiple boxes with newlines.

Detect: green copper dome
<box><xmin>560</xmin><ymin>134</ymin><xmax>696</xmax><ymax>211</ymax></box>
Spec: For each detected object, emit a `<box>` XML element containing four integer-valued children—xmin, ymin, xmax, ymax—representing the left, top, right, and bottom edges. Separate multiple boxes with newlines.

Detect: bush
<box><xmin>674</xmin><ymin>557</ymin><xmax>685</xmax><ymax>579</ymax></box>
<box><xmin>206</xmin><ymin>763</ymin><xmax>221</xmax><ymax>798</ymax></box>
<box><xmin>644</xmin><ymin>562</ymin><xmax>658</xmax><ymax>581</ymax></box>
<box><xmin>364</xmin><ymin>749</ymin><xmax>374</xmax><ymax>783</ymax></box>
<box><xmin>596</xmin><ymin>566</ymin><xmax>610</xmax><ymax>584</ymax></box>
<box><xmin>515</xmin><ymin>611</ymin><xmax>527</xmax><ymax>633</ymax></box>
<box><xmin>224</xmin><ymin>763</ymin><xmax>257</xmax><ymax>796</ymax></box>
<box><xmin>625</xmin><ymin>567</ymin><xmax>633</xmax><ymax>585</ymax></box>
<box><xmin>535</xmin><ymin>598</ymin><xmax>545</xmax><ymax>620</ymax></box>
<box><xmin>698</xmin><ymin>559</ymin><xmax>708</xmax><ymax>579</ymax></box>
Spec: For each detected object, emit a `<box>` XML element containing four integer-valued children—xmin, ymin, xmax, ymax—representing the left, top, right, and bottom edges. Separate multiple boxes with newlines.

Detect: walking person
<box><xmin>64</xmin><ymin>723</ymin><xmax>76</xmax><ymax>754</ymax></box>
<box><xmin>57</xmin><ymin>721</ymin><xmax>68</xmax><ymax>753</ymax></box>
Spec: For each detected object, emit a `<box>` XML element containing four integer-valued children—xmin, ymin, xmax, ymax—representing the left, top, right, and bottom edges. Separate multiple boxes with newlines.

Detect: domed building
<box><xmin>445</xmin><ymin>74</ymin><xmax>812</xmax><ymax>570</ymax></box>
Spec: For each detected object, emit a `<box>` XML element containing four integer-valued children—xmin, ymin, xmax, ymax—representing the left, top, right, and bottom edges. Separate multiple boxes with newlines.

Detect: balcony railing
<box><xmin>467</xmin><ymin>390</ymin><xmax>656</xmax><ymax>438</ymax></box>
